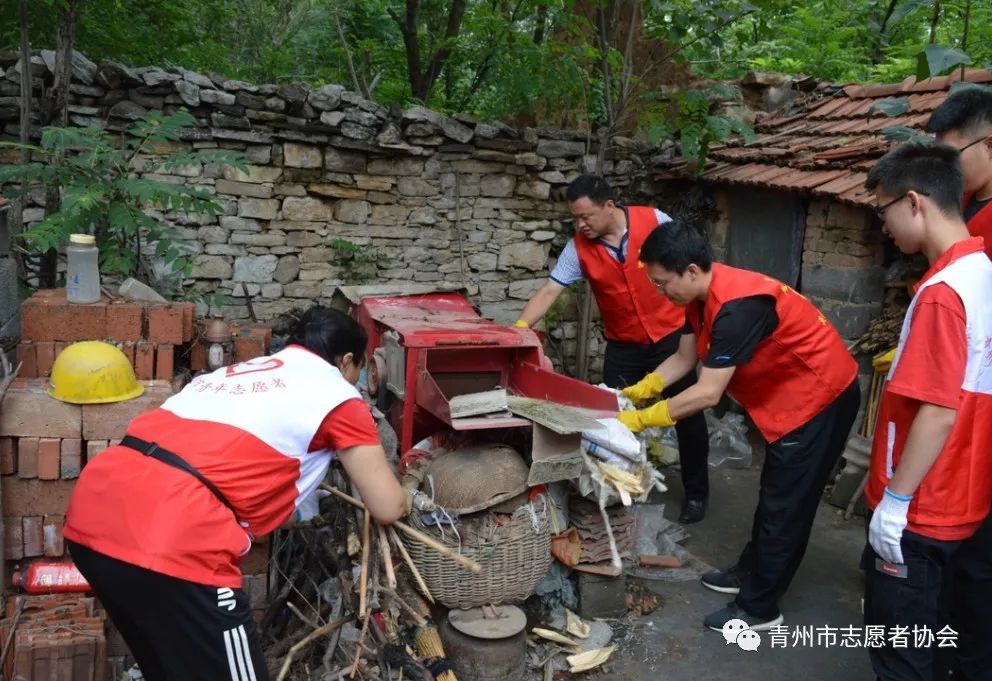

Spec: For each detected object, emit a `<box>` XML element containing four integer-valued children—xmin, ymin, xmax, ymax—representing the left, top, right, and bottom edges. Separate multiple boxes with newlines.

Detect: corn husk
<box><xmin>567</xmin><ymin>646</ymin><xmax>615</xmax><ymax>673</ymax></box>
<box><xmin>531</xmin><ymin>628</ymin><xmax>581</xmax><ymax>653</ymax></box>
<box><xmin>565</xmin><ymin>610</ymin><xmax>590</xmax><ymax>640</ymax></box>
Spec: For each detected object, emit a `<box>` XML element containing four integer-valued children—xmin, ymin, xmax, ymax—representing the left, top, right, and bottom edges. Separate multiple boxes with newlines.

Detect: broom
<box><xmin>400</xmin><ymin>582</ymin><xmax>458</xmax><ymax>681</ymax></box>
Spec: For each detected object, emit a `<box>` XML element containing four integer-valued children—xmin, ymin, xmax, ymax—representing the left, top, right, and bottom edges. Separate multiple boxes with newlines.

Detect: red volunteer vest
<box><xmin>965</xmin><ymin>195</ymin><xmax>992</xmax><ymax>260</ymax></box>
<box><xmin>64</xmin><ymin>346</ymin><xmax>359</xmax><ymax>587</ymax></box>
<box><xmin>573</xmin><ymin>206</ymin><xmax>685</xmax><ymax>343</ymax></box>
<box><xmin>865</xmin><ymin>245</ymin><xmax>992</xmax><ymax>534</ymax></box>
<box><xmin>686</xmin><ymin>264</ymin><xmax>857</xmax><ymax>442</ymax></box>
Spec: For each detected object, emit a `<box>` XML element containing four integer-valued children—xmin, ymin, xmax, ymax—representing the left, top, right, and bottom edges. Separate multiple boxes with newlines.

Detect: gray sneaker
<box><xmin>701</xmin><ymin>567</ymin><xmax>742</xmax><ymax>594</ymax></box>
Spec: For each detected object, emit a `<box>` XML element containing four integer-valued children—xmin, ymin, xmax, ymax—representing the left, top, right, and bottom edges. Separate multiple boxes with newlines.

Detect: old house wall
<box><xmin>707</xmin><ymin>190</ymin><xmax>884</xmax><ymax>343</ymax></box>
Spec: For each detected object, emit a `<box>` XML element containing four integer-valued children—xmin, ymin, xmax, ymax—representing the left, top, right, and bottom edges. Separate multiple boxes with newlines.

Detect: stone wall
<box><xmin>801</xmin><ymin>198</ymin><xmax>885</xmax><ymax>340</ymax></box>
<box><xmin>0</xmin><ymin>52</ymin><xmax>675</xmax><ymax>380</ymax></box>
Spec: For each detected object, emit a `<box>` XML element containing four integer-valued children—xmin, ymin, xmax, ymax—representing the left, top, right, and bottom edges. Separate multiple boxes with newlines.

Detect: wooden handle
<box><xmin>321</xmin><ymin>484</ymin><xmax>482</xmax><ymax>573</ymax></box>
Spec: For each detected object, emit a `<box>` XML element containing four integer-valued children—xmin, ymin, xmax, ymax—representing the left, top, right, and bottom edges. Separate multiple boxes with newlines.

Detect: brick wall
<box><xmin>801</xmin><ymin>198</ymin><xmax>885</xmax><ymax>340</ymax></box>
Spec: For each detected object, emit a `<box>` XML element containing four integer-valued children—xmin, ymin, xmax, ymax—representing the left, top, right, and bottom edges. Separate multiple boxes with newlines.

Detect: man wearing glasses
<box><xmin>926</xmin><ymin>87</ymin><xmax>992</xmax><ymax>259</ymax></box>
<box><xmin>513</xmin><ymin>175</ymin><xmax>712</xmax><ymax>524</ymax></box>
<box><xmin>862</xmin><ymin>142</ymin><xmax>992</xmax><ymax>681</ymax></box>
<box><xmin>924</xmin><ymin>88</ymin><xmax>992</xmax><ymax>681</ymax></box>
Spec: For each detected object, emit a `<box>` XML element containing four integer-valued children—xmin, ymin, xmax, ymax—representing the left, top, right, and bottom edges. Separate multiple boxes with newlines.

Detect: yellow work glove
<box><xmin>512</xmin><ymin>319</ymin><xmax>529</xmax><ymax>328</ymax></box>
<box><xmin>621</xmin><ymin>372</ymin><xmax>666</xmax><ymax>402</ymax></box>
<box><xmin>873</xmin><ymin>347</ymin><xmax>897</xmax><ymax>373</ymax></box>
<box><xmin>617</xmin><ymin>400</ymin><xmax>677</xmax><ymax>433</ymax></box>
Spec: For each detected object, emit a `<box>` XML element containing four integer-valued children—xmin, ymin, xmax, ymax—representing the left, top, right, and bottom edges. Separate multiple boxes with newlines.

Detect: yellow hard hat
<box><xmin>48</xmin><ymin>341</ymin><xmax>145</xmax><ymax>404</ymax></box>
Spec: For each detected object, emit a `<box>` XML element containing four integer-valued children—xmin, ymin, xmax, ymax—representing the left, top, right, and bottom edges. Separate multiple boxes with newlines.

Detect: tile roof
<box><xmin>658</xmin><ymin>69</ymin><xmax>992</xmax><ymax>206</ymax></box>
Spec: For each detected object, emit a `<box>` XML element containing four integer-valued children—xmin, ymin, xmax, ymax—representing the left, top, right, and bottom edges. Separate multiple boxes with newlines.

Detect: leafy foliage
<box><xmin>648</xmin><ymin>86</ymin><xmax>755</xmax><ymax>176</ymax></box>
<box><xmin>0</xmin><ymin>109</ymin><xmax>246</xmax><ymax>292</ymax></box>
<box><xmin>327</xmin><ymin>238</ymin><xmax>387</xmax><ymax>283</ymax></box>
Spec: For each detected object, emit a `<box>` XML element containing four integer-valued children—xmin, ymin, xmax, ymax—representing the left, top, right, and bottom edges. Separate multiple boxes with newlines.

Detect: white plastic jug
<box><xmin>66</xmin><ymin>234</ymin><xmax>101</xmax><ymax>304</ymax></box>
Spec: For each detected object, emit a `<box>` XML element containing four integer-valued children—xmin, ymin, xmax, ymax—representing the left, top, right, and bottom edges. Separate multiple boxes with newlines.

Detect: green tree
<box><xmin>0</xmin><ymin>109</ymin><xmax>247</xmax><ymax>294</ymax></box>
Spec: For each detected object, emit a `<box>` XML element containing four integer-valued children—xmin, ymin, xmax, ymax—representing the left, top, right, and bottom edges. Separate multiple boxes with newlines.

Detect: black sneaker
<box><xmin>679</xmin><ymin>498</ymin><xmax>707</xmax><ymax>524</ymax></box>
<box><xmin>701</xmin><ymin>567</ymin><xmax>742</xmax><ymax>594</ymax></box>
<box><xmin>704</xmin><ymin>602</ymin><xmax>784</xmax><ymax>632</ymax></box>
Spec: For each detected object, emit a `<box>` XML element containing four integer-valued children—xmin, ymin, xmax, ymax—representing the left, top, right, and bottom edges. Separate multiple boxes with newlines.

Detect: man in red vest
<box><xmin>617</xmin><ymin>220</ymin><xmax>859</xmax><ymax>632</ymax></box>
<box><xmin>925</xmin><ymin>91</ymin><xmax>992</xmax><ymax>681</ymax></box>
<box><xmin>863</xmin><ymin>143</ymin><xmax>992</xmax><ymax>681</ymax></box>
<box><xmin>926</xmin><ymin>86</ymin><xmax>992</xmax><ymax>260</ymax></box>
<box><xmin>514</xmin><ymin>175</ymin><xmax>711</xmax><ymax>523</ymax></box>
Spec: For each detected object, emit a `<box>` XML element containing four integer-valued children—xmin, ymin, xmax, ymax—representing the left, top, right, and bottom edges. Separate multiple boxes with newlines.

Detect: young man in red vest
<box><xmin>862</xmin><ymin>143</ymin><xmax>992</xmax><ymax>681</ymax></box>
<box><xmin>514</xmin><ymin>175</ymin><xmax>711</xmax><ymax>523</ymax></box>
<box><xmin>925</xmin><ymin>91</ymin><xmax>992</xmax><ymax>681</ymax></box>
<box><xmin>617</xmin><ymin>220</ymin><xmax>860</xmax><ymax>631</ymax></box>
<box><xmin>926</xmin><ymin>86</ymin><xmax>992</xmax><ymax>260</ymax></box>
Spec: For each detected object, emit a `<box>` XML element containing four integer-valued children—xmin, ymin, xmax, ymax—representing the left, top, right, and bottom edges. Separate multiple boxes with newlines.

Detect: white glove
<box><xmin>869</xmin><ymin>488</ymin><xmax>911</xmax><ymax>564</ymax></box>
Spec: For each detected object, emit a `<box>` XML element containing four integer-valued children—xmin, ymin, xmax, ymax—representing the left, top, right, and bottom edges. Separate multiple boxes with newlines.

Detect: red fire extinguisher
<box><xmin>12</xmin><ymin>562</ymin><xmax>90</xmax><ymax>594</ymax></box>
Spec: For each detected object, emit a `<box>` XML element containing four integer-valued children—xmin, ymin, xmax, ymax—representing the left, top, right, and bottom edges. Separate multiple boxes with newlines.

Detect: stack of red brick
<box><xmin>16</xmin><ymin>289</ymin><xmax>196</xmax><ymax>382</ymax></box>
<box><xmin>1</xmin><ymin>594</ymin><xmax>107</xmax><ymax>681</ymax></box>
<box><xmin>0</xmin><ymin>378</ymin><xmax>174</xmax><ymax>563</ymax></box>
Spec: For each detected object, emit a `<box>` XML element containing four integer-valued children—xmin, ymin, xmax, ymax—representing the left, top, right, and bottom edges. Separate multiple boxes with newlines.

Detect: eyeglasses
<box><xmin>958</xmin><ymin>136</ymin><xmax>989</xmax><ymax>153</ymax></box>
<box><xmin>875</xmin><ymin>191</ymin><xmax>929</xmax><ymax>222</ymax></box>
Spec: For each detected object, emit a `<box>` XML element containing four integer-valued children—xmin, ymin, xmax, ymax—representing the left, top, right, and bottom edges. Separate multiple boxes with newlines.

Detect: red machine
<box><xmin>338</xmin><ymin>287</ymin><xmax>618</xmax><ymax>453</ymax></box>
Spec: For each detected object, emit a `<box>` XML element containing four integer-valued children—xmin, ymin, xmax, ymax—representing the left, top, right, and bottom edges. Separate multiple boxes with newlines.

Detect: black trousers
<box><xmin>734</xmin><ymin>379</ymin><xmax>860</xmax><ymax>618</ymax></box>
<box><xmin>862</xmin><ymin>530</ymin><xmax>961</xmax><ymax>681</ymax></box>
<box><xmin>67</xmin><ymin>540</ymin><xmax>269</xmax><ymax>681</ymax></box>
<box><xmin>948</xmin><ymin>513</ymin><xmax>992</xmax><ymax>681</ymax></box>
<box><xmin>602</xmin><ymin>331</ymin><xmax>710</xmax><ymax>502</ymax></box>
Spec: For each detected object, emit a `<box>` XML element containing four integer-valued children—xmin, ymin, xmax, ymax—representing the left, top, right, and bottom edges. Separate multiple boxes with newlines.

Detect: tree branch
<box><xmin>422</xmin><ymin>0</ymin><xmax>468</xmax><ymax>101</ymax></box>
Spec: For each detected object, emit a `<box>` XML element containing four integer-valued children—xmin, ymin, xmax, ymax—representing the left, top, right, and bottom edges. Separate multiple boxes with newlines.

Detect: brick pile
<box><xmin>1</xmin><ymin>594</ymin><xmax>107</xmax><ymax>681</ymax></box>
<box><xmin>0</xmin><ymin>378</ymin><xmax>174</xmax><ymax>562</ymax></box>
<box><xmin>15</xmin><ymin>289</ymin><xmax>196</xmax><ymax>382</ymax></box>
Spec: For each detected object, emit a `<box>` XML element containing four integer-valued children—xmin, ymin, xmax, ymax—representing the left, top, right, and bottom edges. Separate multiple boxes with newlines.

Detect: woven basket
<box><xmin>402</xmin><ymin>497</ymin><xmax>552</xmax><ymax>609</ymax></box>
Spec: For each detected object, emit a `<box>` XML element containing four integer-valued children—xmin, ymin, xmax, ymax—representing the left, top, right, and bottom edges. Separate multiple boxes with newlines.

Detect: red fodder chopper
<box><xmin>332</xmin><ymin>286</ymin><xmax>620</xmax><ymax>676</ymax></box>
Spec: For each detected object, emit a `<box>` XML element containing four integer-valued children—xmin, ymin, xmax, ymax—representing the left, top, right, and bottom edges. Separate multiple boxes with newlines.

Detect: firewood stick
<box><xmin>349</xmin><ymin>609</ymin><xmax>371</xmax><ymax>678</ymax></box>
<box><xmin>276</xmin><ymin>617</ymin><xmax>352</xmax><ymax>681</ymax></box>
<box><xmin>321</xmin><ymin>484</ymin><xmax>482</xmax><ymax>573</ymax></box>
<box><xmin>388</xmin><ymin>527</ymin><xmax>434</xmax><ymax>604</ymax></box>
<box><xmin>377</xmin><ymin>523</ymin><xmax>397</xmax><ymax>590</ymax></box>
<box><xmin>358</xmin><ymin>509</ymin><xmax>371</xmax><ymax>619</ymax></box>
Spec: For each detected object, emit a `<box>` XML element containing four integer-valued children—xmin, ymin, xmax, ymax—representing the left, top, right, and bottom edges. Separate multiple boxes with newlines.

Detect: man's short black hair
<box><xmin>639</xmin><ymin>219</ymin><xmax>713</xmax><ymax>274</ymax></box>
<box><xmin>865</xmin><ymin>141</ymin><xmax>964</xmax><ymax>218</ymax></box>
<box><xmin>924</xmin><ymin>87</ymin><xmax>992</xmax><ymax>137</ymax></box>
<box><xmin>566</xmin><ymin>175</ymin><xmax>615</xmax><ymax>205</ymax></box>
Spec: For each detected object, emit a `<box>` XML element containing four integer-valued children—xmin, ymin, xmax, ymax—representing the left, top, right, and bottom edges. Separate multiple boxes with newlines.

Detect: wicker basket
<box><xmin>402</xmin><ymin>497</ymin><xmax>552</xmax><ymax>609</ymax></box>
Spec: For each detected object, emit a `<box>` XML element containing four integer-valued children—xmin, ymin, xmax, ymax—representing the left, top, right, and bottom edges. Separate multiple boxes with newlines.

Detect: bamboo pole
<box><xmin>321</xmin><ymin>484</ymin><xmax>481</xmax><ymax>573</ymax></box>
<box><xmin>377</xmin><ymin>523</ymin><xmax>397</xmax><ymax>590</ymax></box>
<box><xmin>388</xmin><ymin>527</ymin><xmax>434</xmax><ymax>604</ymax></box>
<box><xmin>358</xmin><ymin>509</ymin><xmax>371</xmax><ymax>619</ymax></box>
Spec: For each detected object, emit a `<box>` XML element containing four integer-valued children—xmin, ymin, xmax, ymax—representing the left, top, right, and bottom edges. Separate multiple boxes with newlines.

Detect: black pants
<box><xmin>948</xmin><ymin>513</ymin><xmax>992</xmax><ymax>681</ymax></box>
<box><xmin>602</xmin><ymin>332</ymin><xmax>710</xmax><ymax>501</ymax></box>
<box><xmin>734</xmin><ymin>379</ymin><xmax>861</xmax><ymax>618</ymax></box>
<box><xmin>862</xmin><ymin>530</ymin><xmax>961</xmax><ymax>681</ymax></box>
<box><xmin>67</xmin><ymin>540</ymin><xmax>269</xmax><ymax>681</ymax></box>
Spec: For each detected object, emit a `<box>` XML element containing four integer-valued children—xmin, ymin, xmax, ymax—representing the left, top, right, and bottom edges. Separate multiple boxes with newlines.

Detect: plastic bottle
<box><xmin>66</xmin><ymin>233</ymin><xmax>101</xmax><ymax>304</ymax></box>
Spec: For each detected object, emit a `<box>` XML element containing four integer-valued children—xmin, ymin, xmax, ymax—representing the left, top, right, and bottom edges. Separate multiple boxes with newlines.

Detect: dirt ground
<box><xmin>594</xmin><ymin>451</ymin><xmax>874</xmax><ymax>680</ymax></box>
